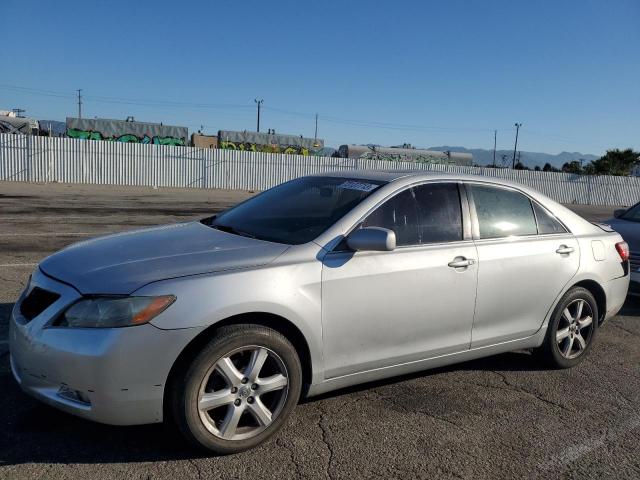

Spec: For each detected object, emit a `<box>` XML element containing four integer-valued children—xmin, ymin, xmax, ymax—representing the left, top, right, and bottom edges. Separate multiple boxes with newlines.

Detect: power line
<box><xmin>0</xmin><ymin>84</ymin><xmax>253</xmax><ymax>110</ymax></box>
<box><xmin>0</xmin><ymin>83</ymin><xmax>614</xmax><ymax>152</ymax></box>
<box><xmin>262</xmin><ymin>105</ymin><xmax>496</xmax><ymax>133</ymax></box>
<box><xmin>0</xmin><ymin>83</ymin><xmax>499</xmax><ymax>134</ymax></box>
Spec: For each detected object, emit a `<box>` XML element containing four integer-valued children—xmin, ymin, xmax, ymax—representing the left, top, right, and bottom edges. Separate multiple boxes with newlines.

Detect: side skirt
<box><xmin>306</xmin><ymin>327</ymin><xmax>547</xmax><ymax>398</ymax></box>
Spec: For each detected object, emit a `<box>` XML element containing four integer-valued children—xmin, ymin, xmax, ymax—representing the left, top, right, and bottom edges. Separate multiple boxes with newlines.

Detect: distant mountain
<box><xmin>428</xmin><ymin>146</ymin><xmax>599</xmax><ymax>169</ymax></box>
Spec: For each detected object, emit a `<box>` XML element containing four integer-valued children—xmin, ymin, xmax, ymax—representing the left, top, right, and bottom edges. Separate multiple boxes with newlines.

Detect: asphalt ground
<box><xmin>0</xmin><ymin>181</ymin><xmax>639</xmax><ymax>480</ymax></box>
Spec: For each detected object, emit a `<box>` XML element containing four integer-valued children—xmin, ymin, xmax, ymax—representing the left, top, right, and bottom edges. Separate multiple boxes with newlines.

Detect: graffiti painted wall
<box><xmin>218</xmin><ymin>130</ymin><xmax>324</xmax><ymax>156</ymax></box>
<box><xmin>338</xmin><ymin>145</ymin><xmax>474</xmax><ymax>166</ymax></box>
<box><xmin>66</xmin><ymin>118</ymin><xmax>188</xmax><ymax>146</ymax></box>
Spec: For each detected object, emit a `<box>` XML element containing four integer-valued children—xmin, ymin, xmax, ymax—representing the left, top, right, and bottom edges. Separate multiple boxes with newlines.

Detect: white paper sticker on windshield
<box><xmin>337</xmin><ymin>181</ymin><xmax>378</xmax><ymax>192</ymax></box>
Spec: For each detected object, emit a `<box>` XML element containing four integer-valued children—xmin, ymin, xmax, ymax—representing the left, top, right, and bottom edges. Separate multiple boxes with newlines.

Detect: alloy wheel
<box><xmin>555</xmin><ymin>299</ymin><xmax>594</xmax><ymax>359</ymax></box>
<box><xmin>197</xmin><ymin>345</ymin><xmax>289</xmax><ymax>441</ymax></box>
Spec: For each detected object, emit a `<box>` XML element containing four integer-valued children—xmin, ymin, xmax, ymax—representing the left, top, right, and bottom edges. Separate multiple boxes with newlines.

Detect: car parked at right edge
<box><xmin>605</xmin><ymin>202</ymin><xmax>640</xmax><ymax>295</ymax></box>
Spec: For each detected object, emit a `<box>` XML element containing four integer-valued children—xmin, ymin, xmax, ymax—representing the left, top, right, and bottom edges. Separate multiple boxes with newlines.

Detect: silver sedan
<box><xmin>10</xmin><ymin>171</ymin><xmax>630</xmax><ymax>453</ymax></box>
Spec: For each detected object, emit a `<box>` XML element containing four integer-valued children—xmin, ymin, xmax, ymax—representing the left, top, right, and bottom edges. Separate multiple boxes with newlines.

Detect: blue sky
<box><xmin>1</xmin><ymin>0</ymin><xmax>638</xmax><ymax>155</ymax></box>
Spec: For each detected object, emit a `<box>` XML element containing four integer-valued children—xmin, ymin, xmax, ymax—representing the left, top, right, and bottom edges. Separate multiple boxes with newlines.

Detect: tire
<box><xmin>536</xmin><ymin>286</ymin><xmax>598</xmax><ymax>369</ymax></box>
<box><xmin>171</xmin><ymin>324</ymin><xmax>302</xmax><ymax>454</ymax></box>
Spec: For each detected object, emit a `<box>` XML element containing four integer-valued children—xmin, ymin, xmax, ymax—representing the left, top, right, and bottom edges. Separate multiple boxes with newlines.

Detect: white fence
<box><xmin>1</xmin><ymin>133</ymin><xmax>639</xmax><ymax>206</ymax></box>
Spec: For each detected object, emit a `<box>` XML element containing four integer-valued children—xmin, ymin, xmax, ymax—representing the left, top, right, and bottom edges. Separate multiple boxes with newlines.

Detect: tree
<box><xmin>582</xmin><ymin>163</ymin><xmax>596</xmax><ymax>175</ymax></box>
<box><xmin>542</xmin><ymin>162</ymin><xmax>560</xmax><ymax>172</ymax></box>
<box><xmin>561</xmin><ymin>160</ymin><xmax>583</xmax><ymax>174</ymax></box>
<box><xmin>534</xmin><ymin>165</ymin><xmax>541</xmax><ymax>171</ymax></box>
<box><xmin>514</xmin><ymin>161</ymin><xmax>529</xmax><ymax>170</ymax></box>
<box><xmin>589</xmin><ymin>148</ymin><xmax>640</xmax><ymax>176</ymax></box>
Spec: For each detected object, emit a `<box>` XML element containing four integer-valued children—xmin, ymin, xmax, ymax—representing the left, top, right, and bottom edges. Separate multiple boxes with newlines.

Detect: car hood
<box><xmin>39</xmin><ymin>222</ymin><xmax>289</xmax><ymax>295</ymax></box>
<box><xmin>603</xmin><ymin>217</ymin><xmax>640</xmax><ymax>253</ymax></box>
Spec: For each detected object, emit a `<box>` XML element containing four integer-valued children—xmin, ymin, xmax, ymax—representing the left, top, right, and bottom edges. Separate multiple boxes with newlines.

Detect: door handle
<box><xmin>556</xmin><ymin>245</ymin><xmax>574</xmax><ymax>255</ymax></box>
<box><xmin>448</xmin><ymin>257</ymin><xmax>476</xmax><ymax>268</ymax></box>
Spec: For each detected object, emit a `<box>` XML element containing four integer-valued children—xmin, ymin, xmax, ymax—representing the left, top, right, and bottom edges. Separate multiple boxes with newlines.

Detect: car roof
<box><xmin>314</xmin><ymin>169</ymin><xmax>509</xmax><ymax>185</ymax></box>
<box><xmin>314</xmin><ymin>169</ymin><xmax>564</xmax><ymax>201</ymax></box>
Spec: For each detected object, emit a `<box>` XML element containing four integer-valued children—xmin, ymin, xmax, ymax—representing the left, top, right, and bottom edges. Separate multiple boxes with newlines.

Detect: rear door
<box><xmin>321</xmin><ymin>182</ymin><xmax>478</xmax><ymax>378</ymax></box>
<box><xmin>466</xmin><ymin>183</ymin><xmax>579</xmax><ymax>348</ymax></box>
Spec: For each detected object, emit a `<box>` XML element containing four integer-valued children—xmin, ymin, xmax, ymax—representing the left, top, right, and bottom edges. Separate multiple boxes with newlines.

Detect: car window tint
<box><xmin>362</xmin><ymin>188</ymin><xmax>420</xmax><ymax>246</ymax></box>
<box><xmin>470</xmin><ymin>185</ymin><xmax>537</xmax><ymax>239</ymax></box>
<box><xmin>532</xmin><ymin>201</ymin><xmax>567</xmax><ymax>234</ymax></box>
<box><xmin>213</xmin><ymin>176</ymin><xmax>384</xmax><ymax>244</ymax></box>
<box><xmin>413</xmin><ymin>183</ymin><xmax>463</xmax><ymax>243</ymax></box>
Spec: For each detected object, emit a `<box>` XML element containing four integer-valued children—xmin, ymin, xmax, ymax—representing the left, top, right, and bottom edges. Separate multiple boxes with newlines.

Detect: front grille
<box><xmin>19</xmin><ymin>287</ymin><xmax>60</xmax><ymax>321</ymax></box>
<box><xmin>630</xmin><ymin>252</ymin><xmax>640</xmax><ymax>270</ymax></box>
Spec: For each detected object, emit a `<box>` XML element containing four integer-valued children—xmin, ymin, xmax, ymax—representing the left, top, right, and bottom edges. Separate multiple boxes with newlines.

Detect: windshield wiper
<box><xmin>211</xmin><ymin>223</ymin><xmax>257</xmax><ymax>239</ymax></box>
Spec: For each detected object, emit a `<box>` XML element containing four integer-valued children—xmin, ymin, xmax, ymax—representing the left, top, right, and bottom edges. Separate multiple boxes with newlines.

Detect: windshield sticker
<box><xmin>337</xmin><ymin>181</ymin><xmax>378</xmax><ymax>192</ymax></box>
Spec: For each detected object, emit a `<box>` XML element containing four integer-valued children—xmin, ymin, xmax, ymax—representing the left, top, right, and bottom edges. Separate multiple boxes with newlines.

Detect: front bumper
<box><xmin>9</xmin><ymin>268</ymin><xmax>200</xmax><ymax>425</ymax></box>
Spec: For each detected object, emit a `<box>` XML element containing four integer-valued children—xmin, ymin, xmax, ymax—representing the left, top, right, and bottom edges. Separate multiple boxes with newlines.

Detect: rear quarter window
<box><xmin>532</xmin><ymin>201</ymin><xmax>568</xmax><ymax>234</ymax></box>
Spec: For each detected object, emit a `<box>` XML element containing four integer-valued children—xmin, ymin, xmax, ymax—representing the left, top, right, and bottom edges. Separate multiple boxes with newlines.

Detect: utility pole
<box><xmin>493</xmin><ymin>129</ymin><xmax>497</xmax><ymax>167</ymax></box>
<box><xmin>314</xmin><ymin>113</ymin><xmax>319</xmax><ymax>147</ymax></box>
<box><xmin>254</xmin><ymin>99</ymin><xmax>263</xmax><ymax>132</ymax></box>
<box><xmin>77</xmin><ymin>89</ymin><xmax>83</xmax><ymax>119</ymax></box>
<box><xmin>512</xmin><ymin>123</ymin><xmax>522</xmax><ymax>168</ymax></box>
<box><xmin>314</xmin><ymin>113</ymin><xmax>318</xmax><ymax>141</ymax></box>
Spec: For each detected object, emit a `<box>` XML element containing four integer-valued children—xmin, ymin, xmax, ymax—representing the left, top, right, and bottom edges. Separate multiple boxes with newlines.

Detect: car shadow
<box><xmin>1</xmin><ymin>294</ymin><xmax>639</xmax><ymax>465</ymax></box>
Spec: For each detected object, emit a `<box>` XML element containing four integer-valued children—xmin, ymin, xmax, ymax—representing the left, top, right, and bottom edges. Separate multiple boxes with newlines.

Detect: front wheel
<box><xmin>536</xmin><ymin>286</ymin><xmax>598</xmax><ymax>368</ymax></box>
<box><xmin>171</xmin><ymin>324</ymin><xmax>302</xmax><ymax>454</ymax></box>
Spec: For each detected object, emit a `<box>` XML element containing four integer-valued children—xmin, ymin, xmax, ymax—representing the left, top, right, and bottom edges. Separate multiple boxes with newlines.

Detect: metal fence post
<box><xmin>26</xmin><ymin>134</ymin><xmax>32</xmax><ymax>182</ymax></box>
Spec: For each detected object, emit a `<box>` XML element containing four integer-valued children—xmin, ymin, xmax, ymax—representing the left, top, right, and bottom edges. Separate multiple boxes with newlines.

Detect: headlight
<box><xmin>55</xmin><ymin>295</ymin><xmax>176</xmax><ymax>328</ymax></box>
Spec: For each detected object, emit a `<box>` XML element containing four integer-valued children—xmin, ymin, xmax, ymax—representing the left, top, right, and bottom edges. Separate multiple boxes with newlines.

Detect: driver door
<box><xmin>320</xmin><ymin>182</ymin><xmax>478</xmax><ymax>379</ymax></box>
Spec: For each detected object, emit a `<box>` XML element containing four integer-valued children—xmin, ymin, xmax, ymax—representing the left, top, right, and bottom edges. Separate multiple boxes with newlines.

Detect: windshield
<box><xmin>211</xmin><ymin>176</ymin><xmax>384</xmax><ymax>244</ymax></box>
<box><xmin>621</xmin><ymin>204</ymin><xmax>640</xmax><ymax>222</ymax></box>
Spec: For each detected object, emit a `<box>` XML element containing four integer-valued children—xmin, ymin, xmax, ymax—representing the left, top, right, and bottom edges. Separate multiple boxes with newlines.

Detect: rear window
<box><xmin>621</xmin><ymin>204</ymin><xmax>640</xmax><ymax>222</ymax></box>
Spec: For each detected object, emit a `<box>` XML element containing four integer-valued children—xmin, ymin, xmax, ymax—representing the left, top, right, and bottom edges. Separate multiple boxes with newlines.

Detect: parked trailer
<box><xmin>218</xmin><ymin>130</ymin><xmax>324</xmax><ymax>156</ymax></box>
<box><xmin>338</xmin><ymin>145</ymin><xmax>473</xmax><ymax>166</ymax></box>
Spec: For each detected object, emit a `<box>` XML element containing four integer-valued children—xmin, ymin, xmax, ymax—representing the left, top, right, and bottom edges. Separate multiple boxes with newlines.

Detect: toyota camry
<box><xmin>10</xmin><ymin>170</ymin><xmax>629</xmax><ymax>453</ymax></box>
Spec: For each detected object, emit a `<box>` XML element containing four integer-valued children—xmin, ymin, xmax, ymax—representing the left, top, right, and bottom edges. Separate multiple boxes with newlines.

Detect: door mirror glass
<box><xmin>347</xmin><ymin>227</ymin><xmax>396</xmax><ymax>251</ymax></box>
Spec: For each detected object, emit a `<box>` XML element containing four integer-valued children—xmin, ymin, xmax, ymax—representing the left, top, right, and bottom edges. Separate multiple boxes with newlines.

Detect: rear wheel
<box><xmin>536</xmin><ymin>287</ymin><xmax>598</xmax><ymax>368</ymax></box>
<box><xmin>171</xmin><ymin>324</ymin><xmax>302</xmax><ymax>454</ymax></box>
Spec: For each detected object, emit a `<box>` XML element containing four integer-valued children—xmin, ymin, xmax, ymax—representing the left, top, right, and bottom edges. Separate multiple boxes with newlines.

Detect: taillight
<box><xmin>615</xmin><ymin>241</ymin><xmax>629</xmax><ymax>262</ymax></box>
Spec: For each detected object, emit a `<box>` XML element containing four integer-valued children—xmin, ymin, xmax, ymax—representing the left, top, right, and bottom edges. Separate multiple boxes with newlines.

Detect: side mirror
<box><xmin>347</xmin><ymin>227</ymin><xmax>396</xmax><ymax>252</ymax></box>
<box><xmin>614</xmin><ymin>209</ymin><xmax>626</xmax><ymax>218</ymax></box>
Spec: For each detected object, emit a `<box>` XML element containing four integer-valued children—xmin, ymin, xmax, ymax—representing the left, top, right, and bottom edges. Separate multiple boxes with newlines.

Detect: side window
<box><xmin>469</xmin><ymin>184</ymin><xmax>537</xmax><ymax>239</ymax></box>
<box><xmin>361</xmin><ymin>188</ymin><xmax>420</xmax><ymax>246</ymax></box>
<box><xmin>413</xmin><ymin>183</ymin><xmax>463</xmax><ymax>243</ymax></box>
<box><xmin>532</xmin><ymin>201</ymin><xmax>568</xmax><ymax>234</ymax></box>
